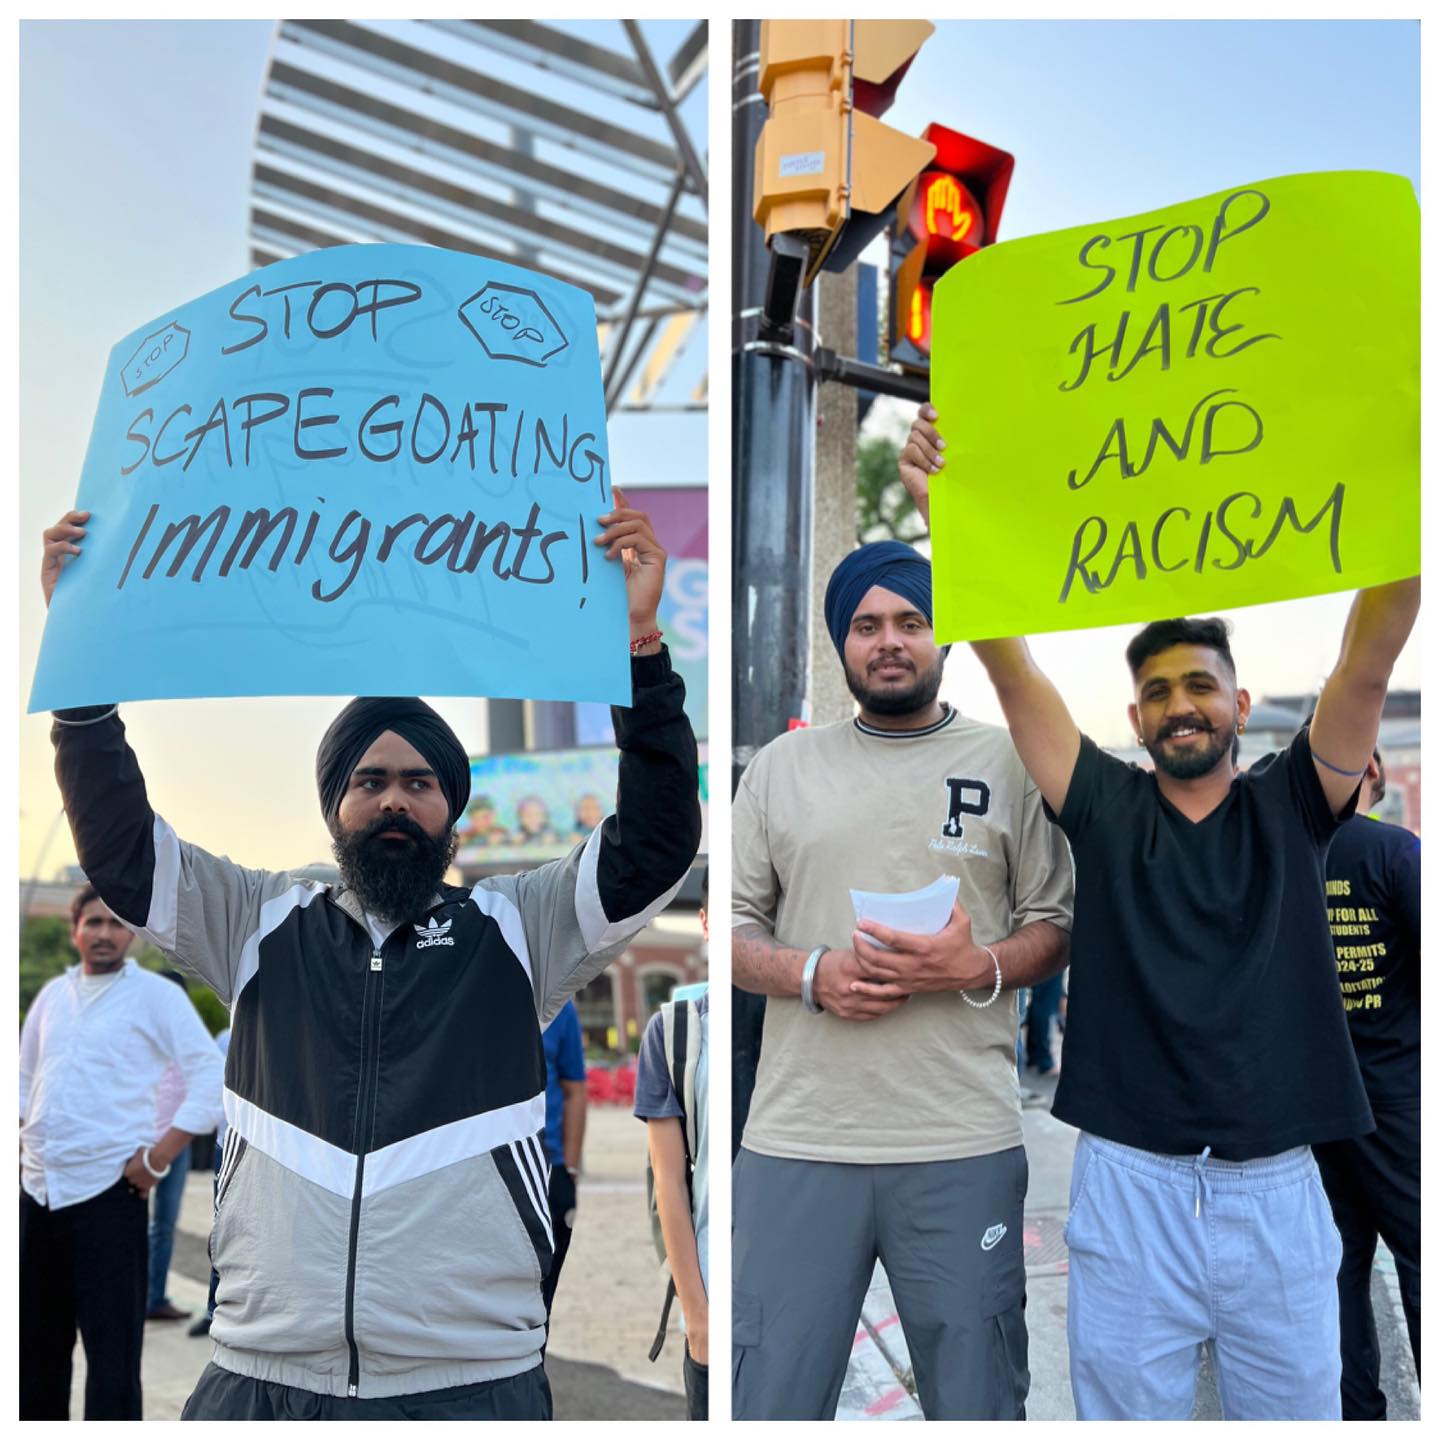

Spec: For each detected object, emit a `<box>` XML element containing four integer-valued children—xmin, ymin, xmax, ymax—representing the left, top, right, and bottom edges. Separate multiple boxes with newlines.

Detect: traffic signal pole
<box><xmin>732</xmin><ymin>18</ymin><xmax>817</xmax><ymax>1153</ymax></box>
<box><xmin>732</xmin><ymin>16</ymin><xmax>816</xmax><ymax>782</ymax></box>
<box><xmin>814</xmin><ymin>346</ymin><xmax>929</xmax><ymax>402</ymax></box>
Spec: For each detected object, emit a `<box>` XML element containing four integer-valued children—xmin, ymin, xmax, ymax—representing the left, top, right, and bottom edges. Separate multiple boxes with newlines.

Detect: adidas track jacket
<box><xmin>51</xmin><ymin>648</ymin><xmax>700</xmax><ymax>1399</ymax></box>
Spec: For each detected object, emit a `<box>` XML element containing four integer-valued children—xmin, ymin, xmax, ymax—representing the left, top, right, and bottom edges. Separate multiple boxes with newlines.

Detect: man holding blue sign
<box><xmin>901</xmin><ymin>407</ymin><xmax>1419</xmax><ymax>1420</ymax></box>
<box><xmin>39</xmin><ymin>493</ymin><xmax>701</xmax><ymax>1420</ymax></box>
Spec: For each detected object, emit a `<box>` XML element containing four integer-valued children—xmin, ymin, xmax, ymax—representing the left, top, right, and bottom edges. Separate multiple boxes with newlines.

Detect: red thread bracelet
<box><xmin>629</xmin><ymin>630</ymin><xmax>663</xmax><ymax>654</ymax></box>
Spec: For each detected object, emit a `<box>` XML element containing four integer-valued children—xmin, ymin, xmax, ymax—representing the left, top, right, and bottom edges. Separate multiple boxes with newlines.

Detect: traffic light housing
<box><xmin>753</xmin><ymin>20</ymin><xmax>936</xmax><ymax>288</ymax></box>
<box><xmin>889</xmin><ymin>124</ymin><xmax>1015</xmax><ymax>370</ymax></box>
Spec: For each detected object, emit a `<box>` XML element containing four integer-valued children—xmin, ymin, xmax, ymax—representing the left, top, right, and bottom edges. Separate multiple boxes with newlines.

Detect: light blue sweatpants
<box><xmin>1065</xmin><ymin>1133</ymin><xmax>1342</xmax><ymax>1420</ymax></box>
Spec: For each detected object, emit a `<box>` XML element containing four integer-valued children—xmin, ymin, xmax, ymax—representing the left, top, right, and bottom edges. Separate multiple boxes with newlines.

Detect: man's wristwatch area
<box><xmin>630</xmin><ymin>645</ymin><xmax>672</xmax><ymax>684</ymax></box>
<box><xmin>51</xmin><ymin>704</ymin><xmax>119</xmax><ymax>726</ymax></box>
<box><xmin>801</xmin><ymin>946</ymin><xmax>829</xmax><ymax>1013</ymax></box>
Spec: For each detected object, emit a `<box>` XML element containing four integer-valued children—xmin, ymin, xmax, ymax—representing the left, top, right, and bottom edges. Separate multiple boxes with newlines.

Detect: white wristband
<box><xmin>142</xmin><ymin>1147</ymin><xmax>172</xmax><ymax>1180</ymax></box>
<box><xmin>961</xmin><ymin>944</ymin><xmax>1004</xmax><ymax>1009</ymax></box>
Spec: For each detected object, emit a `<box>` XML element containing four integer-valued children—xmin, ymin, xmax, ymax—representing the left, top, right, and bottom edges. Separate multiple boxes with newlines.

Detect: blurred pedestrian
<box><xmin>636</xmin><ymin>963</ymin><xmax>708</xmax><ymax>1420</ymax></box>
<box><xmin>540</xmin><ymin>999</ymin><xmax>587</xmax><ymax>1323</ymax></box>
<box><xmin>19</xmin><ymin>886</ymin><xmax>224</xmax><ymax>1420</ymax></box>
<box><xmin>147</xmin><ymin>969</ymin><xmax>221</xmax><ymax>1322</ymax></box>
<box><xmin>1312</xmin><ymin>747</ymin><xmax>1420</xmax><ymax>1418</ymax></box>
<box><xmin>636</xmin><ymin>868</ymin><xmax>709</xmax><ymax>1419</ymax></box>
<box><xmin>1024</xmin><ymin>971</ymin><xmax>1064</xmax><ymax>1076</ymax></box>
<box><xmin>188</xmin><ymin>1027</ymin><xmax>231</xmax><ymax>1340</ymax></box>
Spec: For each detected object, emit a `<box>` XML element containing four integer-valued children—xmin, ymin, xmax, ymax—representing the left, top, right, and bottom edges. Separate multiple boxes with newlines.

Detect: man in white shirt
<box><xmin>19</xmin><ymin>885</ymin><xmax>225</xmax><ymax>1420</ymax></box>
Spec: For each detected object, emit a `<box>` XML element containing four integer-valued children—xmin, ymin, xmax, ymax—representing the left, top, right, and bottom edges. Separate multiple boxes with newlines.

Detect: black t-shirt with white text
<box><xmin>1325</xmin><ymin>815</ymin><xmax>1420</xmax><ymax>1110</ymax></box>
<box><xmin>1047</xmin><ymin>728</ymin><xmax>1372</xmax><ymax>1161</ymax></box>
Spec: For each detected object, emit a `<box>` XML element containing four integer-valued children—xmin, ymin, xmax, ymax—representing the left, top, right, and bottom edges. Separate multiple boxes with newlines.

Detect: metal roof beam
<box><xmin>285</xmin><ymin>20</ymin><xmax>679</xmax><ymax>184</ymax></box>
<box><xmin>249</xmin><ymin>202</ymin><xmax>623</xmax><ymax>308</ymax></box>
<box><xmin>261</xmin><ymin>63</ymin><xmax>707</xmax><ymax>248</ymax></box>
<box><xmin>604</xmin><ymin>317</ymin><xmax>659</xmax><ymax>416</ymax></box>
<box><xmin>251</xmin><ymin>136</ymin><xmax>703</xmax><ymax>296</ymax></box>
<box><xmin>447</xmin><ymin>19</ymin><xmax>656</xmax><ymax>108</ymax></box>
<box><xmin>623</xmin><ymin>20</ymin><xmax>708</xmax><ymax>206</ymax></box>
<box><xmin>667</xmin><ymin>22</ymin><xmax>708</xmax><ymax>103</ymax></box>
<box><xmin>603</xmin><ymin>170</ymin><xmax>685</xmax><ymax>403</ymax></box>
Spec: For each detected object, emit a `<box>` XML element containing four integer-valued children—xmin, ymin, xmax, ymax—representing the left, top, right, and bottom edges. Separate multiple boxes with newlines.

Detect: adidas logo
<box><xmin>413</xmin><ymin>916</ymin><xmax>455</xmax><ymax>949</ymax></box>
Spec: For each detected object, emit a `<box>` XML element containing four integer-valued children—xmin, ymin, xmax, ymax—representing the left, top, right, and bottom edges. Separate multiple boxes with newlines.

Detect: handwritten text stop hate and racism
<box><xmin>1054</xmin><ymin>187</ymin><xmax>1343</xmax><ymax>602</ymax></box>
<box><xmin>929</xmin><ymin>171</ymin><xmax>1419</xmax><ymax>642</ymax></box>
<box><xmin>116</xmin><ymin>275</ymin><xmax>607</xmax><ymax>606</ymax></box>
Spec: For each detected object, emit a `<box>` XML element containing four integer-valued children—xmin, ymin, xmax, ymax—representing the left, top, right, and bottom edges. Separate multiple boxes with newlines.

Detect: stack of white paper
<box><xmin>849</xmin><ymin>875</ymin><xmax>959</xmax><ymax>944</ymax></box>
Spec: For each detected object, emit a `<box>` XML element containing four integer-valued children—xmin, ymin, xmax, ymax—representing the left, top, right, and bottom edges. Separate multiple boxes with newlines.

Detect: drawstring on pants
<box><xmin>1192</xmin><ymin>1145</ymin><xmax>1213</xmax><ymax>1218</ymax></box>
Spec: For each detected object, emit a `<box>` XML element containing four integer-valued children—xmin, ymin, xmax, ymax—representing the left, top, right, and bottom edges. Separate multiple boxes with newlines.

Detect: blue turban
<box><xmin>823</xmin><ymin>541</ymin><xmax>934</xmax><ymax>659</ymax></box>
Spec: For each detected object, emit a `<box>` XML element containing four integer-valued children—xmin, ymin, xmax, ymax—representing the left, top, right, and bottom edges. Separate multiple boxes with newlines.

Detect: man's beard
<box><xmin>332</xmin><ymin>814</ymin><xmax>459</xmax><ymax>924</ymax></box>
<box><xmin>844</xmin><ymin>652</ymin><xmax>945</xmax><ymax>717</ymax></box>
<box><xmin>1145</xmin><ymin>714</ymin><xmax>1237</xmax><ymax>781</ymax></box>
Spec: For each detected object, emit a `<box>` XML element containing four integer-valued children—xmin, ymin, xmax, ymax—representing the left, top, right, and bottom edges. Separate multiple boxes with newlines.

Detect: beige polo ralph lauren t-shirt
<box><xmin>733</xmin><ymin>708</ymin><xmax>1074</xmax><ymax>1164</ymax></box>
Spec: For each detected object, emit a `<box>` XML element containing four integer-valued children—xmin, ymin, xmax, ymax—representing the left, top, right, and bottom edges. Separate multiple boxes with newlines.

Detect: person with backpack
<box><xmin>635</xmin><ymin>966</ymin><xmax>708</xmax><ymax>1419</ymax></box>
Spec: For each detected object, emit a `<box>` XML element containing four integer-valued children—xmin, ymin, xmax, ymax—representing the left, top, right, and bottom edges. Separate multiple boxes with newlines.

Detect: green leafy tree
<box><xmin>856</xmin><ymin>434</ymin><xmax>927</xmax><ymax>544</ymax></box>
<box><xmin>20</xmin><ymin>917</ymin><xmax>72</xmax><ymax>1021</ymax></box>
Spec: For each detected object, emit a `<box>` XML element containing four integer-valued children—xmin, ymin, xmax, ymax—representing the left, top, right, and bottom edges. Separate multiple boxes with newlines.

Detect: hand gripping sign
<box><xmin>928</xmin><ymin>171</ymin><xmax>1419</xmax><ymax>642</ymax></box>
<box><xmin>30</xmin><ymin>245</ymin><xmax>631</xmax><ymax>711</ymax></box>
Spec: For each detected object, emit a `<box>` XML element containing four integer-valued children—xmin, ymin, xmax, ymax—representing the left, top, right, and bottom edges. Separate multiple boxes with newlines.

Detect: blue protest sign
<box><xmin>30</xmin><ymin>244</ymin><xmax>631</xmax><ymax>712</ymax></box>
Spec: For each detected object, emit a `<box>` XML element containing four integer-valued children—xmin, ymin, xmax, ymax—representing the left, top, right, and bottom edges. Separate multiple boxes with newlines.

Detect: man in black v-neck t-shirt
<box><xmin>1050</xmin><ymin>722</ymin><xmax>1372</xmax><ymax>1159</ymax></box>
<box><xmin>900</xmin><ymin>406</ymin><xmax>1420</xmax><ymax>1421</ymax></box>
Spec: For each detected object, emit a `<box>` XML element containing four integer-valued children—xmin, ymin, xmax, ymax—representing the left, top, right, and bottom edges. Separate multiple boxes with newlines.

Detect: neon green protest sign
<box><xmin>929</xmin><ymin>171</ymin><xmax>1418</xmax><ymax>642</ymax></box>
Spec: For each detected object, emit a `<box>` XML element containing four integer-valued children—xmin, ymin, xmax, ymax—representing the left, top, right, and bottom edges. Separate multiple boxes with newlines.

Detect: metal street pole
<box><xmin>732</xmin><ymin>19</ymin><xmax>816</xmax><ymax>780</ymax></box>
<box><xmin>731</xmin><ymin>17</ymin><xmax>817</xmax><ymax>1153</ymax></box>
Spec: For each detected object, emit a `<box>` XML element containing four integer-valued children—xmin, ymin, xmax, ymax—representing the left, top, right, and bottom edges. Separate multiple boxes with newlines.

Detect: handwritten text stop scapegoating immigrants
<box><xmin>110</xmin><ymin>271</ymin><xmax>607</xmax><ymax>606</ymax></box>
<box><xmin>115</xmin><ymin>390</ymin><xmax>607</xmax><ymax>604</ymax></box>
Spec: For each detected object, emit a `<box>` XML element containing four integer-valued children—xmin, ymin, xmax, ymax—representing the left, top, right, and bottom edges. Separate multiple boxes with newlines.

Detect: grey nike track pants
<box><xmin>732</xmin><ymin>1145</ymin><xmax>1029</xmax><ymax>1420</ymax></box>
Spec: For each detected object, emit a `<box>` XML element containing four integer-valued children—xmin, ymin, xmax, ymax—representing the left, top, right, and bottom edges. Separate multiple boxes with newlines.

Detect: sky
<box><xmin>859</xmin><ymin>19</ymin><xmax>1420</xmax><ymax>747</ymax></box>
<box><xmin>18</xmin><ymin>18</ymin><xmax>707</xmax><ymax>881</ymax></box>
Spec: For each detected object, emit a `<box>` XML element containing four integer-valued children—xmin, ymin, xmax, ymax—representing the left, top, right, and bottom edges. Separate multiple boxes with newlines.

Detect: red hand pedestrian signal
<box><xmin>889</xmin><ymin>125</ymin><xmax>1014</xmax><ymax>371</ymax></box>
<box><xmin>920</xmin><ymin>173</ymin><xmax>983</xmax><ymax>248</ymax></box>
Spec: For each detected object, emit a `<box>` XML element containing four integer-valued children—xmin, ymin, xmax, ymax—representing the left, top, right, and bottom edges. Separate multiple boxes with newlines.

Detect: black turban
<box><xmin>823</xmin><ymin>540</ymin><xmax>934</xmax><ymax>660</ymax></box>
<box><xmin>316</xmin><ymin>697</ymin><xmax>471</xmax><ymax>831</ymax></box>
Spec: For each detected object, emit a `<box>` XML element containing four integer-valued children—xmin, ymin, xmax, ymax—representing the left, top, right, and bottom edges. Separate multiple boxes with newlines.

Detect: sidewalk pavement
<box><xmin>68</xmin><ymin>1106</ymin><xmax>685</xmax><ymax>1421</ymax></box>
<box><xmin>837</xmin><ymin>1060</ymin><xmax>1420</xmax><ymax>1421</ymax></box>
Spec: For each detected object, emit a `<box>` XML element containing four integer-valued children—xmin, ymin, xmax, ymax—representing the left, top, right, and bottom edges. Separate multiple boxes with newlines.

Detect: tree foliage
<box><xmin>856</xmin><ymin>434</ymin><xmax>927</xmax><ymax>544</ymax></box>
<box><xmin>20</xmin><ymin>917</ymin><xmax>71</xmax><ymax>1021</ymax></box>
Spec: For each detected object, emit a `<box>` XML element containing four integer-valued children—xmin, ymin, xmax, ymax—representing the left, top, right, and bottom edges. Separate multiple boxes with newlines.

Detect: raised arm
<box><xmin>1309</xmin><ymin>578</ymin><xmax>1421</xmax><ymax>816</ymax></box>
<box><xmin>43</xmin><ymin>511</ymin><xmax>297</xmax><ymax>1004</ymax></box>
<box><xmin>511</xmin><ymin>643</ymin><xmax>700</xmax><ymax>1021</ymax></box>
<box><xmin>511</xmin><ymin>496</ymin><xmax>700</xmax><ymax>1019</ymax></box>
<box><xmin>898</xmin><ymin>406</ymin><xmax>1083</xmax><ymax>814</ymax></box>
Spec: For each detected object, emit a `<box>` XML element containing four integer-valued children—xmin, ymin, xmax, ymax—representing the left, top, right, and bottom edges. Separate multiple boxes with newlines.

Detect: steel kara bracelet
<box><xmin>801</xmin><ymin>946</ymin><xmax>829</xmax><ymax>1013</ymax></box>
<box><xmin>961</xmin><ymin>944</ymin><xmax>1004</xmax><ymax>1009</ymax></box>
